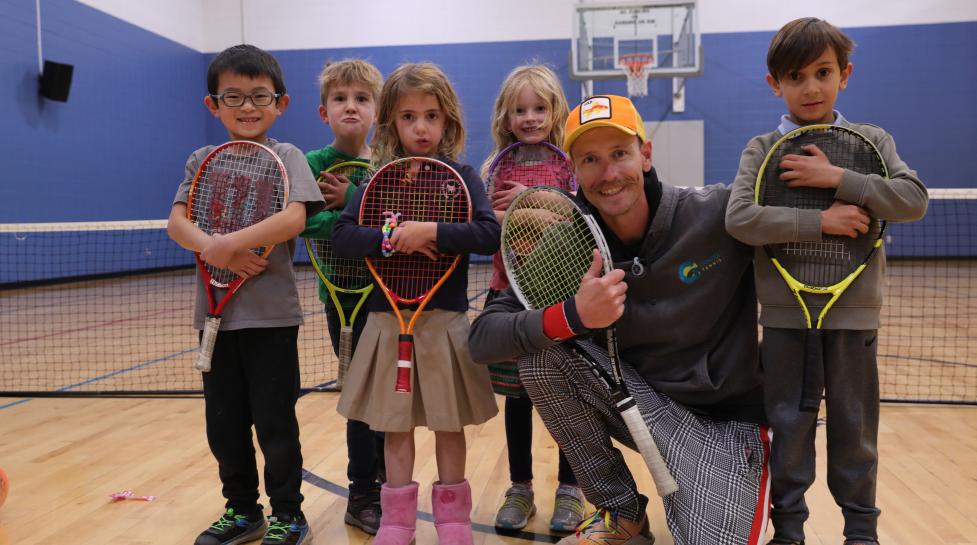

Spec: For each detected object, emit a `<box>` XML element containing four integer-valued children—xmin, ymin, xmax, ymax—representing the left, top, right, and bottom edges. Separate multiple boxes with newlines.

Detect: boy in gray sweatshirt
<box><xmin>725</xmin><ymin>17</ymin><xmax>928</xmax><ymax>545</ymax></box>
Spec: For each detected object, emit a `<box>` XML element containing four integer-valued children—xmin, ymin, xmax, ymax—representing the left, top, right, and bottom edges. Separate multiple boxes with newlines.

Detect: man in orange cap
<box><xmin>471</xmin><ymin>95</ymin><xmax>770</xmax><ymax>545</ymax></box>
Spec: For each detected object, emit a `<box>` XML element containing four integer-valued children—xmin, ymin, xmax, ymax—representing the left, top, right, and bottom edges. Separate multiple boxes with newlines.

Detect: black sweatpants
<box><xmin>762</xmin><ymin>327</ymin><xmax>881</xmax><ymax>543</ymax></box>
<box><xmin>504</xmin><ymin>395</ymin><xmax>577</xmax><ymax>485</ymax></box>
<box><xmin>202</xmin><ymin>326</ymin><xmax>304</xmax><ymax>515</ymax></box>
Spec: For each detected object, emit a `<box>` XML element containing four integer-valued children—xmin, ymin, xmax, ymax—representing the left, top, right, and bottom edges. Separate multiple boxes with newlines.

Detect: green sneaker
<box><xmin>194</xmin><ymin>507</ymin><xmax>266</xmax><ymax>545</ymax></box>
<box><xmin>495</xmin><ymin>482</ymin><xmax>536</xmax><ymax>530</ymax></box>
<box><xmin>550</xmin><ymin>483</ymin><xmax>585</xmax><ymax>533</ymax></box>
<box><xmin>261</xmin><ymin>513</ymin><xmax>313</xmax><ymax>545</ymax></box>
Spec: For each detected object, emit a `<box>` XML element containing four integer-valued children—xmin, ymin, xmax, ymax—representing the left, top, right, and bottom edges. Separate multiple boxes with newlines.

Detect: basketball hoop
<box><xmin>619</xmin><ymin>53</ymin><xmax>654</xmax><ymax>98</ymax></box>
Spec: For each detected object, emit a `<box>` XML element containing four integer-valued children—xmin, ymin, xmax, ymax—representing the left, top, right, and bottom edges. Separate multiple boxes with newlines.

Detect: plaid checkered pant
<box><xmin>519</xmin><ymin>341</ymin><xmax>770</xmax><ymax>545</ymax></box>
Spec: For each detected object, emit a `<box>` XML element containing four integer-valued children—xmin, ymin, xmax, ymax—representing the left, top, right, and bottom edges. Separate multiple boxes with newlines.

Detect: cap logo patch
<box><xmin>580</xmin><ymin>96</ymin><xmax>612</xmax><ymax>124</ymax></box>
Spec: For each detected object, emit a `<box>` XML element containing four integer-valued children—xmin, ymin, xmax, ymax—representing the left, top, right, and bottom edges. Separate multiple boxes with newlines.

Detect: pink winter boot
<box><xmin>432</xmin><ymin>480</ymin><xmax>474</xmax><ymax>545</ymax></box>
<box><xmin>373</xmin><ymin>482</ymin><xmax>418</xmax><ymax>545</ymax></box>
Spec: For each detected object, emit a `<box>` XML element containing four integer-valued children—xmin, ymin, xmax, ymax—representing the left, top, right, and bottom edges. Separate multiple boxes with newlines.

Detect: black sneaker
<box><xmin>261</xmin><ymin>513</ymin><xmax>313</xmax><ymax>545</ymax></box>
<box><xmin>345</xmin><ymin>488</ymin><xmax>381</xmax><ymax>534</ymax></box>
<box><xmin>194</xmin><ymin>507</ymin><xmax>266</xmax><ymax>545</ymax></box>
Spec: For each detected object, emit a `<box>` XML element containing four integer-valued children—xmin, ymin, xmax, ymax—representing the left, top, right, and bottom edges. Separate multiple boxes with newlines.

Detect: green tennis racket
<box><xmin>305</xmin><ymin>160</ymin><xmax>374</xmax><ymax>389</ymax></box>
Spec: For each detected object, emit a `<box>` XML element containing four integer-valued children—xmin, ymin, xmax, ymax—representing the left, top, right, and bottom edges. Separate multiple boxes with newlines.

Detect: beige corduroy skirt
<box><xmin>337</xmin><ymin>309</ymin><xmax>498</xmax><ymax>432</ymax></box>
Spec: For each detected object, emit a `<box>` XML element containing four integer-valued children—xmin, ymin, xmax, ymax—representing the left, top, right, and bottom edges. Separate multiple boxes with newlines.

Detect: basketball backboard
<box><xmin>571</xmin><ymin>0</ymin><xmax>701</xmax><ymax>81</ymax></box>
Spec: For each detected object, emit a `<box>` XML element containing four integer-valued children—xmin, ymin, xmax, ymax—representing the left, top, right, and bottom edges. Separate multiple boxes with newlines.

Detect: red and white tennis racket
<box><xmin>186</xmin><ymin>141</ymin><xmax>288</xmax><ymax>372</ymax></box>
<box><xmin>359</xmin><ymin>157</ymin><xmax>472</xmax><ymax>393</ymax></box>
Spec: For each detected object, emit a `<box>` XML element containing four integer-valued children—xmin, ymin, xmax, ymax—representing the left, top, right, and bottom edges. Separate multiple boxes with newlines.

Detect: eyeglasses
<box><xmin>210</xmin><ymin>90</ymin><xmax>281</xmax><ymax>108</ymax></box>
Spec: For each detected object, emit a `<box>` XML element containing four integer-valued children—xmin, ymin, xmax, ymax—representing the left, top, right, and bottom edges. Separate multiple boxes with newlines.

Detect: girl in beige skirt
<box><xmin>331</xmin><ymin>63</ymin><xmax>500</xmax><ymax>545</ymax></box>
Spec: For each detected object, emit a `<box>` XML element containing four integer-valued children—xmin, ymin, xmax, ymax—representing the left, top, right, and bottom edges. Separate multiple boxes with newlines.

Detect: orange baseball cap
<box><xmin>563</xmin><ymin>95</ymin><xmax>646</xmax><ymax>152</ymax></box>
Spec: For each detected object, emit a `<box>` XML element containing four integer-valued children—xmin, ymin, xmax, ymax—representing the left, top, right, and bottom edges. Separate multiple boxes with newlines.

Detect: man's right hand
<box><xmin>576</xmin><ymin>250</ymin><xmax>627</xmax><ymax>329</ymax></box>
<box><xmin>820</xmin><ymin>200</ymin><xmax>871</xmax><ymax>238</ymax></box>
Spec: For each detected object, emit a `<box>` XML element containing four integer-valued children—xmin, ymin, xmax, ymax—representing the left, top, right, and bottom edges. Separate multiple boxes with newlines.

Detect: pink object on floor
<box><xmin>109</xmin><ymin>490</ymin><xmax>156</xmax><ymax>502</ymax></box>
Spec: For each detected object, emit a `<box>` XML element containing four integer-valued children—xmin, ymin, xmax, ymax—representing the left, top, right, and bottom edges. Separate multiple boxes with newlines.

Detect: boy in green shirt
<box><xmin>300</xmin><ymin>59</ymin><xmax>386</xmax><ymax>536</ymax></box>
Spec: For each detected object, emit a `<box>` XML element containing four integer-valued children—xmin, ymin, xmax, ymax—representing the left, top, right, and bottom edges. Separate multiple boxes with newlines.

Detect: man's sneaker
<box><xmin>345</xmin><ymin>488</ymin><xmax>381</xmax><ymax>535</ymax></box>
<box><xmin>194</xmin><ymin>507</ymin><xmax>266</xmax><ymax>545</ymax></box>
<box><xmin>494</xmin><ymin>482</ymin><xmax>536</xmax><ymax>530</ymax></box>
<box><xmin>556</xmin><ymin>508</ymin><xmax>654</xmax><ymax>545</ymax></box>
<box><xmin>550</xmin><ymin>484</ymin><xmax>586</xmax><ymax>533</ymax></box>
<box><xmin>261</xmin><ymin>513</ymin><xmax>312</xmax><ymax>545</ymax></box>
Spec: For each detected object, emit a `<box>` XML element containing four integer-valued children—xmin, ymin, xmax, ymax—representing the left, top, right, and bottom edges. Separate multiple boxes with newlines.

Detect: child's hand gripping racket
<box><xmin>501</xmin><ymin>187</ymin><xmax>678</xmax><ymax>497</ymax></box>
<box><xmin>305</xmin><ymin>161</ymin><xmax>374</xmax><ymax>389</ymax></box>
<box><xmin>755</xmin><ymin>124</ymin><xmax>888</xmax><ymax>411</ymax></box>
<box><xmin>186</xmin><ymin>141</ymin><xmax>288</xmax><ymax>372</ymax></box>
<box><xmin>359</xmin><ymin>158</ymin><xmax>472</xmax><ymax>393</ymax></box>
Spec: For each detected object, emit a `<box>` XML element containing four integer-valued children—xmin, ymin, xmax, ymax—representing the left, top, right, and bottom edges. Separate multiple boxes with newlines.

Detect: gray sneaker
<box><xmin>494</xmin><ymin>482</ymin><xmax>536</xmax><ymax>530</ymax></box>
<box><xmin>549</xmin><ymin>483</ymin><xmax>585</xmax><ymax>533</ymax></box>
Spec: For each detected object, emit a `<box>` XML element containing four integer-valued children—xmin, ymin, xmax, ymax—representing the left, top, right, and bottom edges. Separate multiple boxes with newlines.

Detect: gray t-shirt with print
<box><xmin>173</xmin><ymin>139</ymin><xmax>325</xmax><ymax>330</ymax></box>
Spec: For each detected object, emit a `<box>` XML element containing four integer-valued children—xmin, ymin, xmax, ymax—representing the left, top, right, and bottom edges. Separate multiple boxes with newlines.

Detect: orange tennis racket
<box><xmin>359</xmin><ymin>157</ymin><xmax>471</xmax><ymax>393</ymax></box>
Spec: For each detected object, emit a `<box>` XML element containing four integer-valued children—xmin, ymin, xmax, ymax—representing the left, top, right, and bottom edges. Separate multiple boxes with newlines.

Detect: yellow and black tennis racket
<box><xmin>755</xmin><ymin>125</ymin><xmax>888</xmax><ymax>411</ymax></box>
<box><xmin>501</xmin><ymin>187</ymin><xmax>678</xmax><ymax>497</ymax></box>
<box><xmin>305</xmin><ymin>160</ymin><xmax>374</xmax><ymax>389</ymax></box>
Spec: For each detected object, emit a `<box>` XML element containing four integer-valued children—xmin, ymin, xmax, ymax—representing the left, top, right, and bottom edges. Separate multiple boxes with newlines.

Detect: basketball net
<box><xmin>620</xmin><ymin>54</ymin><xmax>654</xmax><ymax>98</ymax></box>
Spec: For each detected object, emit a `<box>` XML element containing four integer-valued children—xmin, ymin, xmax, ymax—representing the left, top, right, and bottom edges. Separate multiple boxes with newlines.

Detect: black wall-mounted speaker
<box><xmin>39</xmin><ymin>60</ymin><xmax>74</xmax><ymax>102</ymax></box>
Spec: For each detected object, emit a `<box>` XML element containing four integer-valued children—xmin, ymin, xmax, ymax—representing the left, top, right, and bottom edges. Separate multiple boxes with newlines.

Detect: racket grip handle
<box><xmin>799</xmin><ymin>329</ymin><xmax>824</xmax><ymax>412</ymax></box>
<box><xmin>620</xmin><ymin>402</ymin><xmax>678</xmax><ymax>497</ymax></box>
<box><xmin>196</xmin><ymin>316</ymin><xmax>221</xmax><ymax>372</ymax></box>
<box><xmin>337</xmin><ymin>326</ymin><xmax>354</xmax><ymax>390</ymax></box>
<box><xmin>394</xmin><ymin>335</ymin><xmax>413</xmax><ymax>393</ymax></box>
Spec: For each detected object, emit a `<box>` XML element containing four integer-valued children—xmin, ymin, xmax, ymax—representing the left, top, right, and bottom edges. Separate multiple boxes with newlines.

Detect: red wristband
<box><xmin>543</xmin><ymin>303</ymin><xmax>576</xmax><ymax>341</ymax></box>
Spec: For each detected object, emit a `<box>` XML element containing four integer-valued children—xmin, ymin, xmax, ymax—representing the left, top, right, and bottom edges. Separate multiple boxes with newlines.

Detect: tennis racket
<box><xmin>755</xmin><ymin>124</ymin><xmax>888</xmax><ymax>411</ymax></box>
<box><xmin>485</xmin><ymin>141</ymin><xmax>577</xmax><ymax>195</ymax></box>
<box><xmin>501</xmin><ymin>186</ymin><xmax>678</xmax><ymax>497</ymax></box>
<box><xmin>186</xmin><ymin>141</ymin><xmax>288</xmax><ymax>372</ymax></box>
<box><xmin>359</xmin><ymin>157</ymin><xmax>472</xmax><ymax>393</ymax></box>
<box><xmin>305</xmin><ymin>160</ymin><xmax>374</xmax><ymax>389</ymax></box>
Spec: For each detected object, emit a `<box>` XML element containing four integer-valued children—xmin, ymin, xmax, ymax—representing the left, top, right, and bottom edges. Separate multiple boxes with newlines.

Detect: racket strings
<box><xmin>325</xmin><ymin>163</ymin><xmax>373</xmax><ymax>186</ymax></box>
<box><xmin>783</xmin><ymin>239</ymin><xmax>853</xmax><ymax>285</ymax></box>
<box><xmin>305</xmin><ymin>162</ymin><xmax>373</xmax><ymax>291</ymax></box>
<box><xmin>308</xmin><ymin>238</ymin><xmax>371</xmax><ymax>290</ymax></box>
<box><xmin>761</xmin><ymin>128</ymin><xmax>885</xmax><ymax>286</ymax></box>
<box><xmin>503</xmin><ymin>192</ymin><xmax>595</xmax><ymax>310</ymax></box>
<box><xmin>189</xmin><ymin>144</ymin><xmax>286</xmax><ymax>286</ymax></box>
<box><xmin>487</xmin><ymin>144</ymin><xmax>576</xmax><ymax>195</ymax></box>
<box><xmin>361</xmin><ymin>159</ymin><xmax>470</xmax><ymax>302</ymax></box>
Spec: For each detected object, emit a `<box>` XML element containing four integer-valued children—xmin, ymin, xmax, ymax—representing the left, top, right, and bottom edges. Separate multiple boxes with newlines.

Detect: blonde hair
<box><xmin>317</xmin><ymin>59</ymin><xmax>383</xmax><ymax>106</ymax></box>
<box><xmin>371</xmin><ymin>63</ymin><xmax>465</xmax><ymax>166</ymax></box>
<box><xmin>481</xmin><ymin>64</ymin><xmax>570</xmax><ymax>176</ymax></box>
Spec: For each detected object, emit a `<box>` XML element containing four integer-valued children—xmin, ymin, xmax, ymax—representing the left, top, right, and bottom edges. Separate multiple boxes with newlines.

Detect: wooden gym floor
<box><xmin>0</xmin><ymin>394</ymin><xmax>975</xmax><ymax>545</ymax></box>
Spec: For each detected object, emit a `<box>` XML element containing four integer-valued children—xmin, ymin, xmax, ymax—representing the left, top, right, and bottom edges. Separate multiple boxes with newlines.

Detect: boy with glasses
<box><xmin>167</xmin><ymin>44</ymin><xmax>323</xmax><ymax>545</ymax></box>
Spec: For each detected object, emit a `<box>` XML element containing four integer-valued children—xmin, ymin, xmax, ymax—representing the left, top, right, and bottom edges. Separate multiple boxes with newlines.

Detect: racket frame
<box><xmin>502</xmin><ymin>187</ymin><xmax>678</xmax><ymax>496</ymax></box>
<box><xmin>485</xmin><ymin>141</ymin><xmax>578</xmax><ymax>195</ymax></box>
<box><xmin>754</xmin><ymin>124</ymin><xmax>889</xmax><ymax>410</ymax></box>
<box><xmin>185</xmin><ymin>140</ymin><xmax>288</xmax><ymax>372</ymax></box>
<box><xmin>305</xmin><ymin>160</ymin><xmax>375</xmax><ymax>388</ymax></box>
<box><xmin>359</xmin><ymin>157</ymin><xmax>472</xmax><ymax>394</ymax></box>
